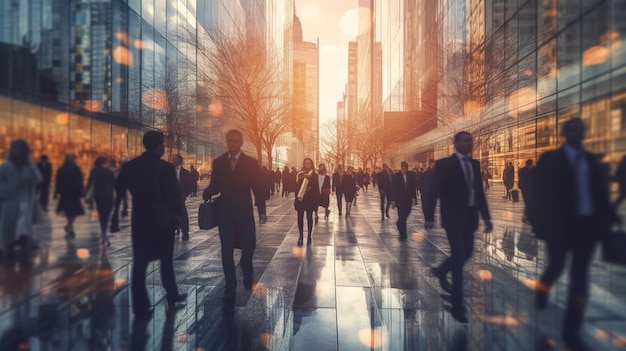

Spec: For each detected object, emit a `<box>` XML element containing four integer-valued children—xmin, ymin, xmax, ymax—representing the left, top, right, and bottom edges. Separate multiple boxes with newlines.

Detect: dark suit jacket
<box><xmin>294</xmin><ymin>171</ymin><xmax>320</xmax><ymax>211</ymax></box>
<box><xmin>517</xmin><ymin>166</ymin><xmax>533</xmax><ymax>193</ymax></box>
<box><xmin>37</xmin><ymin>162</ymin><xmax>52</xmax><ymax>185</ymax></box>
<box><xmin>378</xmin><ymin>170</ymin><xmax>392</xmax><ymax>194</ymax></box>
<box><xmin>177</xmin><ymin>166</ymin><xmax>194</xmax><ymax>196</ymax></box>
<box><xmin>115</xmin><ymin>152</ymin><xmax>183</xmax><ymax>259</ymax></box>
<box><xmin>530</xmin><ymin>147</ymin><xmax>614</xmax><ymax>241</ymax></box>
<box><xmin>203</xmin><ymin>152</ymin><xmax>265</xmax><ymax>250</ymax></box>
<box><xmin>86</xmin><ymin>166</ymin><xmax>115</xmax><ymax>205</ymax></box>
<box><xmin>332</xmin><ymin>172</ymin><xmax>342</xmax><ymax>194</ymax></box>
<box><xmin>423</xmin><ymin>155</ymin><xmax>491</xmax><ymax>231</ymax></box>
<box><xmin>391</xmin><ymin>171</ymin><xmax>417</xmax><ymax>207</ymax></box>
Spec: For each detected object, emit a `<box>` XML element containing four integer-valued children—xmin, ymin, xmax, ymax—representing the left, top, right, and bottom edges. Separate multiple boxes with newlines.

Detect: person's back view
<box><xmin>613</xmin><ymin>155</ymin><xmax>626</xmax><ymax>208</ymax></box>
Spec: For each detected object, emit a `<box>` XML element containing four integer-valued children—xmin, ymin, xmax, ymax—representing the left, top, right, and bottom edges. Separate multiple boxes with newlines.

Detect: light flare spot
<box><xmin>259</xmin><ymin>333</ymin><xmax>272</xmax><ymax>348</ymax></box>
<box><xmin>412</xmin><ymin>231</ymin><xmax>424</xmax><ymax>241</ymax></box>
<box><xmin>55</xmin><ymin>113</ymin><xmax>70</xmax><ymax>125</ymax></box>
<box><xmin>115</xmin><ymin>31</ymin><xmax>130</xmax><ymax>46</ymax></box>
<box><xmin>115</xmin><ymin>77</ymin><xmax>125</xmax><ymax>83</ymax></box>
<box><xmin>477</xmin><ymin>313</ymin><xmax>528</xmax><ymax>327</ymax></box>
<box><xmin>292</xmin><ymin>247</ymin><xmax>306</xmax><ymax>258</ymax></box>
<box><xmin>339</xmin><ymin>8</ymin><xmax>372</xmax><ymax>37</ymax></box>
<box><xmin>113</xmin><ymin>46</ymin><xmax>133</xmax><ymax>66</ymax></box>
<box><xmin>208</xmin><ymin>101</ymin><xmax>223</xmax><ymax>116</ymax></box>
<box><xmin>478</xmin><ymin>270</ymin><xmax>492</xmax><ymax>280</ymax></box>
<box><xmin>582</xmin><ymin>46</ymin><xmax>610</xmax><ymax>66</ymax></box>
<box><xmin>84</xmin><ymin>100</ymin><xmax>101</xmax><ymax>112</ymax></box>
<box><xmin>252</xmin><ymin>283</ymin><xmax>266</xmax><ymax>297</ymax></box>
<box><xmin>358</xmin><ymin>327</ymin><xmax>388</xmax><ymax>348</ymax></box>
<box><xmin>76</xmin><ymin>249</ymin><xmax>90</xmax><ymax>259</ymax></box>
<box><xmin>523</xmin><ymin>69</ymin><xmax>533</xmax><ymax>76</ymax></box>
<box><xmin>177</xmin><ymin>333</ymin><xmax>189</xmax><ymax>343</ymax></box>
<box><xmin>508</xmin><ymin>87</ymin><xmax>537</xmax><ymax>116</ymax></box>
<box><xmin>134</xmin><ymin>39</ymin><xmax>145</xmax><ymax>50</ymax></box>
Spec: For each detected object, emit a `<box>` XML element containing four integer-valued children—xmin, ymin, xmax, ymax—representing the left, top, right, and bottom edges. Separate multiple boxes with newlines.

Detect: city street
<box><xmin>1</xmin><ymin>179</ymin><xmax>625</xmax><ymax>350</ymax></box>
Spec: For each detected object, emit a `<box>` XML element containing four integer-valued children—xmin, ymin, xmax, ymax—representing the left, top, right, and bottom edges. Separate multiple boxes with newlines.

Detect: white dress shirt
<box><xmin>175</xmin><ymin>166</ymin><xmax>181</xmax><ymax>182</ymax></box>
<box><xmin>318</xmin><ymin>174</ymin><xmax>325</xmax><ymax>193</ymax></box>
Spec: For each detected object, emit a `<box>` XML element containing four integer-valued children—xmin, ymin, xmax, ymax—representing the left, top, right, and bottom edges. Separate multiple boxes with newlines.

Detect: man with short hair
<box><xmin>115</xmin><ymin>131</ymin><xmax>186</xmax><ymax>320</ymax></box>
<box><xmin>203</xmin><ymin>130</ymin><xmax>266</xmax><ymax>300</ymax></box>
<box><xmin>390</xmin><ymin>162</ymin><xmax>417</xmax><ymax>240</ymax></box>
<box><xmin>424</xmin><ymin>131</ymin><xmax>493</xmax><ymax>323</ymax></box>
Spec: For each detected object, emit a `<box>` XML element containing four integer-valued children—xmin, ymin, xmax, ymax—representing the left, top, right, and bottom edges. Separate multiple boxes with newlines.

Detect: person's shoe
<box><xmin>325</xmin><ymin>209</ymin><xmax>330</xmax><ymax>219</ymax></box>
<box><xmin>167</xmin><ymin>293</ymin><xmax>187</xmax><ymax>312</ymax></box>
<box><xmin>450</xmin><ymin>306</ymin><xmax>468</xmax><ymax>323</ymax></box>
<box><xmin>297</xmin><ymin>234</ymin><xmax>304</xmax><ymax>246</ymax></box>
<box><xmin>386</xmin><ymin>212</ymin><xmax>390</xmax><ymax>219</ymax></box>
<box><xmin>314</xmin><ymin>215</ymin><xmax>319</xmax><ymax>224</ymax></box>
<box><xmin>431</xmin><ymin>267</ymin><xmax>452</xmax><ymax>293</ymax></box>
<box><xmin>181</xmin><ymin>233</ymin><xmax>190</xmax><ymax>241</ymax></box>
<box><xmin>398</xmin><ymin>236</ymin><xmax>407</xmax><ymax>241</ymax></box>
<box><xmin>260</xmin><ymin>214</ymin><xmax>267</xmax><ymax>224</ymax></box>
<box><xmin>134</xmin><ymin>308</ymin><xmax>154</xmax><ymax>322</ymax></box>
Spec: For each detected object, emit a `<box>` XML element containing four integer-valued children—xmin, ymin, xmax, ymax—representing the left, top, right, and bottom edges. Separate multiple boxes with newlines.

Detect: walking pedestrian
<box><xmin>315</xmin><ymin>163</ymin><xmax>331</xmax><ymax>222</ymax></box>
<box><xmin>530</xmin><ymin>118</ymin><xmax>617</xmax><ymax>350</ymax></box>
<box><xmin>36</xmin><ymin>154</ymin><xmax>52</xmax><ymax>211</ymax></box>
<box><xmin>0</xmin><ymin>139</ymin><xmax>42</xmax><ymax>264</ymax></box>
<box><xmin>114</xmin><ymin>131</ymin><xmax>187</xmax><ymax>319</ymax></box>
<box><xmin>190</xmin><ymin>165</ymin><xmax>199</xmax><ymax>197</ymax></box>
<box><xmin>202</xmin><ymin>130</ymin><xmax>267</xmax><ymax>300</ymax></box>
<box><xmin>424</xmin><ymin>131</ymin><xmax>493</xmax><ymax>323</ymax></box>
<box><xmin>172</xmin><ymin>154</ymin><xmax>193</xmax><ymax>241</ymax></box>
<box><xmin>294</xmin><ymin>158</ymin><xmax>319</xmax><ymax>246</ymax></box>
<box><xmin>378</xmin><ymin>164</ymin><xmax>393</xmax><ymax>221</ymax></box>
<box><xmin>390</xmin><ymin>161</ymin><xmax>417</xmax><ymax>241</ymax></box>
<box><xmin>341</xmin><ymin>166</ymin><xmax>357</xmax><ymax>218</ymax></box>
<box><xmin>55</xmin><ymin>153</ymin><xmax>85</xmax><ymax>239</ymax></box>
<box><xmin>502</xmin><ymin>162</ymin><xmax>514</xmax><ymax>200</ymax></box>
<box><xmin>282</xmin><ymin>166</ymin><xmax>290</xmax><ymax>197</ymax></box>
<box><xmin>332</xmin><ymin>165</ymin><xmax>345</xmax><ymax>216</ymax></box>
<box><xmin>85</xmin><ymin>156</ymin><xmax>115</xmax><ymax>247</ymax></box>
<box><xmin>517</xmin><ymin>159</ymin><xmax>534</xmax><ymax>223</ymax></box>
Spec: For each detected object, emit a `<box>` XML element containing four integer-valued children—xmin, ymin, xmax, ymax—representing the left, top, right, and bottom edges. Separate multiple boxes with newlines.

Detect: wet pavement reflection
<box><xmin>0</xmin><ymin>180</ymin><xmax>625</xmax><ymax>350</ymax></box>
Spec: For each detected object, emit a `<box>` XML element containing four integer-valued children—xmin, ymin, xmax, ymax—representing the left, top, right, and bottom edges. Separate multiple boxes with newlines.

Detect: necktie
<box><xmin>230</xmin><ymin>156</ymin><xmax>236</xmax><ymax>170</ymax></box>
<box><xmin>463</xmin><ymin>157</ymin><xmax>474</xmax><ymax>206</ymax></box>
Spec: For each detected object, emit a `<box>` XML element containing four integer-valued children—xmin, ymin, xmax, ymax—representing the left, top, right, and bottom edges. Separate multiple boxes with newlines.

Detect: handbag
<box><xmin>602</xmin><ymin>226</ymin><xmax>626</xmax><ymax>266</ymax></box>
<box><xmin>198</xmin><ymin>196</ymin><xmax>220</xmax><ymax>230</ymax></box>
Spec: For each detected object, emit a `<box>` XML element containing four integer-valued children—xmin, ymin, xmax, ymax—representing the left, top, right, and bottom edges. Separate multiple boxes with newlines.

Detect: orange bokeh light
<box><xmin>116</xmin><ymin>31</ymin><xmax>130</xmax><ymax>46</ymax></box>
<box><xmin>412</xmin><ymin>231</ymin><xmax>424</xmax><ymax>241</ymax></box>
<box><xmin>84</xmin><ymin>100</ymin><xmax>101</xmax><ymax>112</ymax></box>
<box><xmin>292</xmin><ymin>247</ymin><xmax>306</xmax><ymax>258</ymax></box>
<box><xmin>113</xmin><ymin>46</ymin><xmax>133</xmax><ymax>66</ymax></box>
<box><xmin>76</xmin><ymin>249</ymin><xmax>90</xmax><ymax>259</ymax></box>
<box><xmin>115</xmin><ymin>77</ymin><xmax>125</xmax><ymax>83</ymax></box>
<box><xmin>259</xmin><ymin>333</ymin><xmax>272</xmax><ymax>348</ymax></box>
<box><xmin>601</xmin><ymin>30</ymin><xmax>620</xmax><ymax>45</ymax></box>
<box><xmin>358</xmin><ymin>328</ymin><xmax>387</xmax><ymax>348</ymax></box>
<box><xmin>477</xmin><ymin>313</ymin><xmax>528</xmax><ymax>327</ymax></box>
<box><xmin>208</xmin><ymin>101</ymin><xmax>223</xmax><ymax>116</ymax></box>
<box><xmin>478</xmin><ymin>270</ymin><xmax>492</xmax><ymax>280</ymax></box>
<box><xmin>134</xmin><ymin>39</ymin><xmax>145</xmax><ymax>50</ymax></box>
<box><xmin>55</xmin><ymin>113</ymin><xmax>70</xmax><ymax>125</ymax></box>
<box><xmin>582</xmin><ymin>46</ymin><xmax>610</xmax><ymax>66</ymax></box>
<box><xmin>508</xmin><ymin>87</ymin><xmax>536</xmax><ymax>116</ymax></box>
<box><xmin>252</xmin><ymin>282</ymin><xmax>267</xmax><ymax>297</ymax></box>
<box><xmin>142</xmin><ymin>89</ymin><xmax>169</xmax><ymax>111</ymax></box>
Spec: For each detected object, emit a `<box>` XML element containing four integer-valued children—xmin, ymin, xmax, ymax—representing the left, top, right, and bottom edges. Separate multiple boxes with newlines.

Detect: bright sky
<box><xmin>295</xmin><ymin>0</ymin><xmax>359</xmax><ymax>124</ymax></box>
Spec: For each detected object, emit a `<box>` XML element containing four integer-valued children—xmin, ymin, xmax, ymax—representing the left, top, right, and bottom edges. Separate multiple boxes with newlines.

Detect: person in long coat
<box><xmin>36</xmin><ymin>154</ymin><xmax>52</xmax><ymax>211</ymax></box>
<box><xmin>0</xmin><ymin>139</ymin><xmax>42</xmax><ymax>262</ymax></box>
<box><xmin>55</xmin><ymin>153</ymin><xmax>85</xmax><ymax>238</ymax></box>
<box><xmin>341</xmin><ymin>166</ymin><xmax>357</xmax><ymax>217</ymax></box>
<box><xmin>202</xmin><ymin>129</ymin><xmax>267</xmax><ymax>300</ymax></box>
<box><xmin>114</xmin><ymin>131</ymin><xmax>186</xmax><ymax>318</ymax></box>
<box><xmin>86</xmin><ymin>156</ymin><xmax>115</xmax><ymax>247</ymax></box>
<box><xmin>294</xmin><ymin>158</ymin><xmax>319</xmax><ymax>246</ymax></box>
<box><xmin>502</xmin><ymin>162</ymin><xmax>515</xmax><ymax>200</ymax></box>
<box><xmin>315</xmin><ymin>163</ymin><xmax>331</xmax><ymax>222</ymax></box>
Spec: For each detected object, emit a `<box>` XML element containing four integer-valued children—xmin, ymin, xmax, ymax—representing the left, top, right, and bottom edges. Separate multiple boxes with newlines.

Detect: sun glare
<box><xmin>339</xmin><ymin>8</ymin><xmax>372</xmax><ymax>38</ymax></box>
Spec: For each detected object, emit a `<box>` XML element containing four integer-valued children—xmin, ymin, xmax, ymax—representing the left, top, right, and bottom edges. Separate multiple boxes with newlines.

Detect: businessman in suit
<box><xmin>390</xmin><ymin>161</ymin><xmax>417</xmax><ymax>241</ymax></box>
<box><xmin>114</xmin><ymin>131</ymin><xmax>186</xmax><ymax>320</ymax></box>
<box><xmin>378</xmin><ymin>164</ymin><xmax>393</xmax><ymax>221</ymax></box>
<box><xmin>203</xmin><ymin>129</ymin><xmax>266</xmax><ymax>300</ymax></box>
<box><xmin>172</xmin><ymin>154</ymin><xmax>193</xmax><ymax>241</ymax></box>
<box><xmin>36</xmin><ymin>154</ymin><xmax>53</xmax><ymax>211</ymax></box>
<box><xmin>531</xmin><ymin>118</ymin><xmax>616</xmax><ymax>350</ymax></box>
<box><xmin>331</xmin><ymin>165</ymin><xmax>344</xmax><ymax>216</ymax></box>
<box><xmin>424</xmin><ymin>131</ymin><xmax>493</xmax><ymax>323</ymax></box>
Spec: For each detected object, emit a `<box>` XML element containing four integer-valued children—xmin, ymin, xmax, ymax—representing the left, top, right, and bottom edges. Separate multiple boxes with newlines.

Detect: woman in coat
<box><xmin>502</xmin><ymin>162</ymin><xmax>515</xmax><ymax>200</ymax></box>
<box><xmin>0</xmin><ymin>139</ymin><xmax>42</xmax><ymax>263</ymax></box>
<box><xmin>86</xmin><ymin>156</ymin><xmax>115</xmax><ymax>247</ymax></box>
<box><xmin>294</xmin><ymin>158</ymin><xmax>319</xmax><ymax>246</ymax></box>
<box><xmin>55</xmin><ymin>153</ymin><xmax>85</xmax><ymax>238</ymax></box>
<box><xmin>341</xmin><ymin>166</ymin><xmax>357</xmax><ymax>218</ymax></box>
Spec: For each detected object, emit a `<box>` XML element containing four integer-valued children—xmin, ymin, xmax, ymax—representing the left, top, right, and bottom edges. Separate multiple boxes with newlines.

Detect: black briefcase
<box><xmin>603</xmin><ymin>228</ymin><xmax>626</xmax><ymax>266</ymax></box>
<box><xmin>198</xmin><ymin>197</ymin><xmax>220</xmax><ymax>230</ymax></box>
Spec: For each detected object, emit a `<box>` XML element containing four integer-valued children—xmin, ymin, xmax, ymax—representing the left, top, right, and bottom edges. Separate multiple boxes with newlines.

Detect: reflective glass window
<box><xmin>581</xmin><ymin>2</ymin><xmax>611</xmax><ymax>81</ymax></box>
<box><xmin>557</xmin><ymin>0</ymin><xmax>581</xmax><ymax>32</ymax></box>
<box><xmin>557</xmin><ymin>22</ymin><xmax>581</xmax><ymax>90</ymax></box>
<box><xmin>610</xmin><ymin>0</ymin><xmax>626</xmax><ymax>69</ymax></box>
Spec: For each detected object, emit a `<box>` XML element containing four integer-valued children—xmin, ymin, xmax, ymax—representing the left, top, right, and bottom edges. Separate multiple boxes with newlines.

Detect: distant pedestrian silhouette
<box><xmin>36</xmin><ymin>154</ymin><xmax>52</xmax><ymax>211</ymax></box>
<box><xmin>390</xmin><ymin>161</ymin><xmax>417</xmax><ymax>241</ymax></box>
<box><xmin>86</xmin><ymin>156</ymin><xmax>115</xmax><ymax>247</ymax></box>
<box><xmin>502</xmin><ymin>162</ymin><xmax>514</xmax><ymax>200</ymax></box>
<box><xmin>530</xmin><ymin>118</ymin><xmax>617</xmax><ymax>350</ymax></box>
<box><xmin>55</xmin><ymin>153</ymin><xmax>85</xmax><ymax>239</ymax></box>
<box><xmin>517</xmin><ymin>159</ymin><xmax>534</xmax><ymax>223</ymax></box>
<box><xmin>172</xmin><ymin>154</ymin><xmax>192</xmax><ymax>241</ymax></box>
<box><xmin>377</xmin><ymin>164</ymin><xmax>393</xmax><ymax>221</ymax></box>
<box><xmin>341</xmin><ymin>166</ymin><xmax>357</xmax><ymax>218</ymax></box>
<box><xmin>424</xmin><ymin>131</ymin><xmax>493</xmax><ymax>323</ymax></box>
<box><xmin>294</xmin><ymin>158</ymin><xmax>319</xmax><ymax>246</ymax></box>
<box><xmin>332</xmin><ymin>165</ymin><xmax>345</xmax><ymax>216</ymax></box>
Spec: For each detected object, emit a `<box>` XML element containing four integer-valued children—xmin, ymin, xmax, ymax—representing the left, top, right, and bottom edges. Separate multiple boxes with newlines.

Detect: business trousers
<box><xmin>396</xmin><ymin>203</ymin><xmax>412</xmax><ymax>239</ymax></box>
<box><xmin>38</xmin><ymin>183</ymin><xmax>50</xmax><ymax>211</ymax></box>
<box><xmin>380</xmin><ymin>192</ymin><xmax>391</xmax><ymax>217</ymax></box>
<box><xmin>539</xmin><ymin>216</ymin><xmax>595</xmax><ymax>337</ymax></box>
<box><xmin>437</xmin><ymin>208</ymin><xmax>476</xmax><ymax>308</ymax></box>
<box><xmin>131</xmin><ymin>233</ymin><xmax>178</xmax><ymax>315</ymax></box>
<box><xmin>336</xmin><ymin>191</ymin><xmax>343</xmax><ymax>214</ymax></box>
<box><xmin>219</xmin><ymin>213</ymin><xmax>255</xmax><ymax>292</ymax></box>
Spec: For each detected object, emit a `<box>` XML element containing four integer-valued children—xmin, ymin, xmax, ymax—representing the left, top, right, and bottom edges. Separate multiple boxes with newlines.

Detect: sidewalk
<box><xmin>0</xmin><ymin>180</ymin><xmax>624</xmax><ymax>350</ymax></box>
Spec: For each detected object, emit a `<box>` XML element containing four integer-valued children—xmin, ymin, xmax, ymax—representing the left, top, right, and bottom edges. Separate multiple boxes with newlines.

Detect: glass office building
<box><xmin>0</xmin><ymin>0</ymin><xmax>215</xmax><ymax>174</ymax></box>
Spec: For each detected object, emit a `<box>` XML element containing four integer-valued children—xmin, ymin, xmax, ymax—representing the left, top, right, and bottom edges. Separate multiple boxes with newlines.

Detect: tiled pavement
<box><xmin>1</xmin><ymin>179</ymin><xmax>626</xmax><ymax>350</ymax></box>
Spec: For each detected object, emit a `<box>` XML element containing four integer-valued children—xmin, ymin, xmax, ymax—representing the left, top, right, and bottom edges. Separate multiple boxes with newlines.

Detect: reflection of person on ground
<box><xmin>89</xmin><ymin>251</ymin><xmax>116</xmax><ymax>349</ymax></box>
<box><xmin>530</xmin><ymin>118</ymin><xmax>616</xmax><ymax>350</ymax></box>
<box><xmin>424</xmin><ymin>131</ymin><xmax>493</xmax><ymax>323</ymax></box>
<box><xmin>294</xmin><ymin>158</ymin><xmax>319</xmax><ymax>246</ymax></box>
<box><xmin>517</xmin><ymin>159</ymin><xmax>534</xmax><ymax>223</ymax></box>
<box><xmin>378</xmin><ymin>164</ymin><xmax>393</xmax><ymax>221</ymax></box>
<box><xmin>202</xmin><ymin>129</ymin><xmax>266</xmax><ymax>300</ymax></box>
<box><xmin>0</xmin><ymin>139</ymin><xmax>42</xmax><ymax>264</ymax></box>
<box><xmin>502</xmin><ymin>228</ymin><xmax>515</xmax><ymax>261</ymax></box>
<box><xmin>86</xmin><ymin>156</ymin><xmax>115</xmax><ymax>247</ymax></box>
<box><xmin>420</xmin><ymin>160</ymin><xmax>435</xmax><ymax>214</ymax></box>
<box><xmin>340</xmin><ymin>166</ymin><xmax>357</xmax><ymax>218</ymax></box>
<box><xmin>315</xmin><ymin>163</ymin><xmax>331</xmax><ymax>222</ymax></box>
<box><xmin>613</xmin><ymin>155</ymin><xmax>626</xmax><ymax>208</ymax></box>
<box><xmin>36</xmin><ymin>154</ymin><xmax>52</xmax><ymax>211</ymax></box>
<box><xmin>390</xmin><ymin>161</ymin><xmax>417</xmax><ymax>241</ymax></box>
<box><xmin>172</xmin><ymin>154</ymin><xmax>193</xmax><ymax>241</ymax></box>
<box><xmin>190</xmin><ymin>164</ymin><xmax>200</xmax><ymax>197</ymax></box>
<box><xmin>114</xmin><ymin>131</ymin><xmax>186</xmax><ymax>319</ymax></box>
<box><xmin>332</xmin><ymin>165</ymin><xmax>345</xmax><ymax>216</ymax></box>
<box><xmin>55</xmin><ymin>153</ymin><xmax>85</xmax><ymax>239</ymax></box>
<box><xmin>502</xmin><ymin>162</ymin><xmax>514</xmax><ymax>200</ymax></box>
<box><xmin>282</xmin><ymin>166</ymin><xmax>290</xmax><ymax>197</ymax></box>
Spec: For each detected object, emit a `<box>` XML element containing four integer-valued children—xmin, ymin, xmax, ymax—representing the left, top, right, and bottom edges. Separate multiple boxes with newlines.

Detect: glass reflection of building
<box><xmin>0</xmin><ymin>0</ymin><xmax>217</xmax><ymax>176</ymax></box>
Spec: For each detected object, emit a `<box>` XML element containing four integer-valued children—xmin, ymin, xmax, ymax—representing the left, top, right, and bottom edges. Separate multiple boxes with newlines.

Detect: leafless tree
<box><xmin>320</xmin><ymin>119</ymin><xmax>349</xmax><ymax>168</ymax></box>
<box><xmin>193</xmin><ymin>29</ymin><xmax>292</xmax><ymax>168</ymax></box>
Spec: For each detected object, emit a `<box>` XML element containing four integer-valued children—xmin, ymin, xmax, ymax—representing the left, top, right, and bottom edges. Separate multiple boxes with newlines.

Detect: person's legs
<box><xmin>536</xmin><ymin>239</ymin><xmax>567</xmax><ymax>309</ymax></box>
<box><xmin>385</xmin><ymin>193</ymin><xmax>391</xmax><ymax>217</ymax></box>
<box><xmin>219</xmin><ymin>221</ymin><xmax>237</xmax><ymax>296</ymax></box>
<box><xmin>240</xmin><ymin>246</ymin><xmax>254</xmax><ymax>290</ymax></box>
<box><xmin>379</xmin><ymin>192</ymin><xmax>386</xmax><ymax>219</ymax></box>
<box><xmin>306</xmin><ymin>210</ymin><xmax>314</xmax><ymax>240</ymax></box>
<box><xmin>159</xmin><ymin>232</ymin><xmax>179</xmax><ymax>305</ymax></box>
<box><xmin>396</xmin><ymin>205</ymin><xmax>409</xmax><ymax>239</ymax></box>
<box><xmin>131</xmin><ymin>256</ymin><xmax>151</xmax><ymax>315</ymax></box>
<box><xmin>336</xmin><ymin>192</ymin><xmax>343</xmax><ymax>215</ymax></box>
<box><xmin>39</xmin><ymin>183</ymin><xmax>49</xmax><ymax>211</ymax></box>
<box><xmin>297</xmin><ymin>209</ymin><xmax>304</xmax><ymax>245</ymax></box>
<box><xmin>180</xmin><ymin>196</ymin><xmax>190</xmax><ymax>240</ymax></box>
<box><xmin>97</xmin><ymin>201</ymin><xmax>113</xmax><ymax>245</ymax></box>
